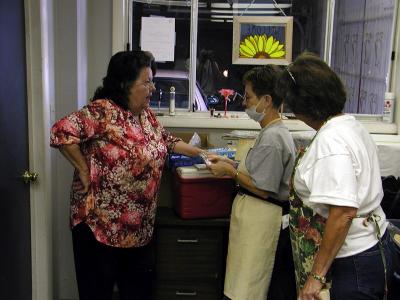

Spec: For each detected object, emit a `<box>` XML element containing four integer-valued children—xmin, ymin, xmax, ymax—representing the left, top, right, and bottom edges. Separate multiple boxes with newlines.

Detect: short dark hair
<box><xmin>242</xmin><ymin>65</ymin><xmax>283</xmax><ymax>109</ymax></box>
<box><xmin>275</xmin><ymin>52</ymin><xmax>347</xmax><ymax>121</ymax></box>
<box><xmin>92</xmin><ymin>50</ymin><xmax>156</xmax><ymax>110</ymax></box>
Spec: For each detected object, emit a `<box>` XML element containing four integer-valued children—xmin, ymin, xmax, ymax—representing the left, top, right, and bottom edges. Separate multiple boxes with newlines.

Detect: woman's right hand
<box><xmin>74</xmin><ymin>169</ymin><xmax>90</xmax><ymax>194</ymax></box>
<box><xmin>207</xmin><ymin>154</ymin><xmax>236</xmax><ymax>165</ymax></box>
<box><xmin>59</xmin><ymin>144</ymin><xmax>91</xmax><ymax>193</ymax></box>
<box><xmin>206</xmin><ymin>153</ymin><xmax>223</xmax><ymax>163</ymax></box>
<box><xmin>298</xmin><ymin>276</ymin><xmax>323</xmax><ymax>300</ymax></box>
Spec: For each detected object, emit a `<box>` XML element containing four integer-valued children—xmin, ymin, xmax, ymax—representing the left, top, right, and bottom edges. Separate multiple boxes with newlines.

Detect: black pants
<box><xmin>267</xmin><ymin>227</ymin><xmax>297</xmax><ymax>300</ymax></box>
<box><xmin>72</xmin><ymin>222</ymin><xmax>155</xmax><ymax>300</ymax></box>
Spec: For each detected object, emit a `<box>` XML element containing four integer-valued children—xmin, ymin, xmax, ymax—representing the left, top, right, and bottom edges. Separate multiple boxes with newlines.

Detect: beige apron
<box><xmin>224</xmin><ymin>143</ymin><xmax>283</xmax><ymax>300</ymax></box>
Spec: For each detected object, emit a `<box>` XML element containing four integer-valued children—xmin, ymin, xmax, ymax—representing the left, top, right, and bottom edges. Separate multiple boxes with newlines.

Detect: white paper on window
<box><xmin>140</xmin><ymin>17</ymin><xmax>175</xmax><ymax>62</ymax></box>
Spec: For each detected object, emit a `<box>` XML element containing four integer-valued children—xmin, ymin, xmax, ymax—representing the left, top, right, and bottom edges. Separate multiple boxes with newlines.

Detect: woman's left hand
<box><xmin>298</xmin><ymin>277</ymin><xmax>323</xmax><ymax>300</ymax></box>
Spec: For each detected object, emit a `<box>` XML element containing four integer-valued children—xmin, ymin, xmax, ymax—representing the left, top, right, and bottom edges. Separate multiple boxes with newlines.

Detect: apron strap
<box><xmin>237</xmin><ymin>187</ymin><xmax>290</xmax><ymax>215</ymax></box>
<box><xmin>356</xmin><ymin>211</ymin><xmax>388</xmax><ymax>299</ymax></box>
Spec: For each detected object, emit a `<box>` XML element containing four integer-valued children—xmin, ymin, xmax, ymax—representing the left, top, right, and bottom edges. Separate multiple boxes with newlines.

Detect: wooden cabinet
<box><xmin>153</xmin><ymin>207</ymin><xmax>229</xmax><ymax>300</ymax></box>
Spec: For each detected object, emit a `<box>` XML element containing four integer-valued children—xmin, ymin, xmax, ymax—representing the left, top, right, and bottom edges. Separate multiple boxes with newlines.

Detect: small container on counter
<box><xmin>169</xmin><ymin>86</ymin><xmax>175</xmax><ymax>116</ymax></box>
<box><xmin>383</xmin><ymin>92</ymin><xmax>395</xmax><ymax>123</ymax></box>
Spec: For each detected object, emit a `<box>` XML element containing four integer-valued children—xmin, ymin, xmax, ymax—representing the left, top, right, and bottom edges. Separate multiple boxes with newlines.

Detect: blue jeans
<box><xmin>330</xmin><ymin>231</ymin><xmax>396</xmax><ymax>300</ymax></box>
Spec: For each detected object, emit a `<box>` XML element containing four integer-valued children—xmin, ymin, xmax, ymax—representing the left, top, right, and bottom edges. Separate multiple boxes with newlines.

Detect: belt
<box><xmin>237</xmin><ymin>188</ymin><xmax>290</xmax><ymax>215</ymax></box>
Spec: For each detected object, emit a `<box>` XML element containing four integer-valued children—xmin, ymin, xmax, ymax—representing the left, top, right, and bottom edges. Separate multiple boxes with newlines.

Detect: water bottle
<box><xmin>383</xmin><ymin>92</ymin><xmax>395</xmax><ymax>123</ymax></box>
<box><xmin>169</xmin><ymin>86</ymin><xmax>175</xmax><ymax>116</ymax></box>
<box><xmin>158</xmin><ymin>89</ymin><xmax>162</xmax><ymax>112</ymax></box>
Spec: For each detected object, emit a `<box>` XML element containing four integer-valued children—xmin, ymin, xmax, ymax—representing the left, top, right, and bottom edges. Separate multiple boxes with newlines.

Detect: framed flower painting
<box><xmin>232</xmin><ymin>16</ymin><xmax>293</xmax><ymax>65</ymax></box>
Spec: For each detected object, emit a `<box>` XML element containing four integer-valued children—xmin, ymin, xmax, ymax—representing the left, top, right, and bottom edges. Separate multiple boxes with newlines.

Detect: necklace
<box><xmin>263</xmin><ymin>117</ymin><xmax>281</xmax><ymax>128</ymax></box>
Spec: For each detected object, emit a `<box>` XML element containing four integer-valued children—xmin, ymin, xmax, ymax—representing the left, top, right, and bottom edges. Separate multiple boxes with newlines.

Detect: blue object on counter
<box><xmin>168</xmin><ymin>148</ymin><xmax>236</xmax><ymax>169</ymax></box>
<box><xmin>168</xmin><ymin>154</ymin><xmax>204</xmax><ymax>169</ymax></box>
<box><xmin>207</xmin><ymin>148</ymin><xmax>236</xmax><ymax>159</ymax></box>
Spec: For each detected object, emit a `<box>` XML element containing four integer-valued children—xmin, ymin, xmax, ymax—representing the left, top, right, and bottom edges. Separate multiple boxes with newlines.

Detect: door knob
<box><xmin>21</xmin><ymin>170</ymin><xmax>38</xmax><ymax>184</ymax></box>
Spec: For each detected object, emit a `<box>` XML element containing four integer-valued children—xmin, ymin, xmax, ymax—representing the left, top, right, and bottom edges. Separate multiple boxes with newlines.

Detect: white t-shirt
<box><xmin>293</xmin><ymin>115</ymin><xmax>387</xmax><ymax>258</ymax></box>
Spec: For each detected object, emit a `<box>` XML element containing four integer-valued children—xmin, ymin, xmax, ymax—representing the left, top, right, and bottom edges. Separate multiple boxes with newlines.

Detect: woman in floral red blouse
<box><xmin>50</xmin><ymin>50</ymin><xmax>202</xmax><ymax>300</ymax></box>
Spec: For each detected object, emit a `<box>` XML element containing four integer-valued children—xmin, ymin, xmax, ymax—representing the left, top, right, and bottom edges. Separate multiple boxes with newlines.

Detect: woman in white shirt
<box><xmin>275</xmin><ymin>52</ymin><xmax>397</xmax><ymax>300</ymax></box>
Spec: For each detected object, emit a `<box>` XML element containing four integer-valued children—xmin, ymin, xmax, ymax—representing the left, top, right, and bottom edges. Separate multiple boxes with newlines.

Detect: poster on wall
<box><xmin>141</xmin><ymin>17</ymin><xmax>175</xmax><ymax>62</ymax></box>
<box><xmin>232</xmin><ymin>16</ymin><xmax>293</xmax><ymax>65</ymax></box>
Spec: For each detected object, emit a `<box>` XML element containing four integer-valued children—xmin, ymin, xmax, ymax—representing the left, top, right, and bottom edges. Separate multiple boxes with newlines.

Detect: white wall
<box><xmin>87</xmin><ymin>0</ymin><xmax>112</xmax><ymax>101</ymax></box>
<box><xmin>53</xmin><ymin>1</ymin><xmax>78</xmax><ymax>298</ymax></box>
<box><xmin>51</xmin><ymin>0</ymin><xmax>112</xmax><ymax>299</ymax></box>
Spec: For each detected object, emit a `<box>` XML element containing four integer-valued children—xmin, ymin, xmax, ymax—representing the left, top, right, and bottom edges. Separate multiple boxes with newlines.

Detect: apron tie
<box><xmin>356</xmin><ymin>211</ymin><xmax>388</xmax><ymax>299</ymax></box>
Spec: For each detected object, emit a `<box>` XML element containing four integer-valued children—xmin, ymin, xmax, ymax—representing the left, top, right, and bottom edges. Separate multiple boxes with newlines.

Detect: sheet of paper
<box><xmin>141</xmin><ymin>17</ymin><xmax>175</xmax><ymax>62</ymax></box>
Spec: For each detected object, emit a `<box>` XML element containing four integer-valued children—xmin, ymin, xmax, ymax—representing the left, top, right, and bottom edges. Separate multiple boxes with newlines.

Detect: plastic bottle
<box><xmin>383</xmin><ymin>92</ymin><xmax>395</xmax><ymax>123</ymax></box>
<box><xmin>169</xmin><ymin>86</ymin><xmax>175</xmax><ymax>116</ymax></box>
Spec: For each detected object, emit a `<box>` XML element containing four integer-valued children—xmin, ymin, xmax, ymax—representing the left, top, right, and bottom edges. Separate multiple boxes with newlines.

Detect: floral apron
<box><xmin>224</xmin><ymin>142</ymin><xmax>283</xmax><ymax>300</ymax></box>
<box><xmin>288</xmin><ymin>148</ymin><xmax>328</xmax><ymax>292</ymax></box>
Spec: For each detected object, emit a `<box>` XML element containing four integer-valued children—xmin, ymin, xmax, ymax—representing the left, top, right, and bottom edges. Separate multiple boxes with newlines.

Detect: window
<box><xmin>150</xmin><ymin>69</ymin><xmax>208</xmax><ymax>112</ymax></box>
<box><xmin>331</xmin><ymin>0</ymin><xmax>396</xmax><ymax>114</ymax></box>
<box><xmin>195</xmin><ymin>0</ymin><xmax>326</xmax><ymax>112</ymax></box>
<box><xmin>128</xmin><ymin>0</ymin><xmax>396</xmax><ymax>117</ymax></box>
<box><xmin>131</xmin><ymin>0</ymin><xmax>191</xmax><ymax>74</ymax></box>
<box><xmin>130</xmin><ymin>0</ymin><xmax>193</xmax><ymax>112</ymax></box>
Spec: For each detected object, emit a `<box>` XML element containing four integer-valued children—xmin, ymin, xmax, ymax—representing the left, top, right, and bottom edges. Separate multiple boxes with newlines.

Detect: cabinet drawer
<box><xmin>154</xmin><ymin>280</ymin><xmax>220</xmax><ymax>300</ymax></box>
<box><xmin>155</xmin><ymin>228</ymin><xmax>223</xmax><ymax>279</ymax></box>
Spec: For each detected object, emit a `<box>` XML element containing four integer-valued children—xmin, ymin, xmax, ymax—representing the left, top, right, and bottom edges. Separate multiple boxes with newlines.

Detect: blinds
<box><xmin>331</xmin><ymin>0</ymin><xmax>395</xmax><ymax>114</ymax></box>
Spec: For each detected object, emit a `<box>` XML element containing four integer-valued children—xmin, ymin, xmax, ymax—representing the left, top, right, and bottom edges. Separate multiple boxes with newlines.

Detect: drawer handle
<box><xmin>177</xmin><ymin>238</ymin><xmax>199</xmax><ymax>243</ymax></box>
<box><xmin>176</xmin><ymin>291</ymin><xmax>197</xmax><ymax>296</ymax></box>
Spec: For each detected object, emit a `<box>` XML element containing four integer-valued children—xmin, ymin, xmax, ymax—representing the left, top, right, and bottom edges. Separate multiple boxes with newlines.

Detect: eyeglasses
<box><xmin>136</xmin><ymin>80</ymin><xmax>156</xmax><ymax>88</ymax></box>
<box><xmin>285</xmin><ymin>64</ymin><xmax>296</xmax><ymax>85</ymax></box>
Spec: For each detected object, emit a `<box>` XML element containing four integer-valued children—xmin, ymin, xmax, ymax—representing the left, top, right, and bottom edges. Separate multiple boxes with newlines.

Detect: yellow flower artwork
<box><xmin>239</xmin><ymin>34</ymin><xmax>285</xmax><ymax>59</ymax></box>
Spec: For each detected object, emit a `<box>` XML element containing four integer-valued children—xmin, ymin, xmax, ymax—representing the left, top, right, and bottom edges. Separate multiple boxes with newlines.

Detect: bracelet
<box><xmin>311</xmin><ymin>273</ymin><xmax>326</xmax><ymax>285</ymax></box>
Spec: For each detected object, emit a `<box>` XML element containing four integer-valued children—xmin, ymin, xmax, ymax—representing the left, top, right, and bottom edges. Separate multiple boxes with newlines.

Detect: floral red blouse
<box><xmin>50</xmin><ymin>99</ymin><xmax>181</xmax><ymax>248</ymax></box>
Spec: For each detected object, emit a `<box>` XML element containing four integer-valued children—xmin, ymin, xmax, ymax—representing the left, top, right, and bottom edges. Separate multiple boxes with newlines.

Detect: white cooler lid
<box><xmin>176</xmin><ymin>166</ymin><xmax>217</xmax><ymax>179</ymax></box>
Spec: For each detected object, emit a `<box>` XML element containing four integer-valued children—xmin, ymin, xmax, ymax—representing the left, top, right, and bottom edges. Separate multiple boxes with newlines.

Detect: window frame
<box><xmin>113</xmin><ymin>0</ymin><xmax>400</xmax><ymax>135</ymax></box>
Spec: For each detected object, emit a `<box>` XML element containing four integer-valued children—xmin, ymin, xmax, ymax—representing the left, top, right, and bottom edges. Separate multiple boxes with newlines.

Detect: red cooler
<box><xmin>173</xmin><ymin>166</ymin><xmax>236</xmax><ymax>219</ymax></box>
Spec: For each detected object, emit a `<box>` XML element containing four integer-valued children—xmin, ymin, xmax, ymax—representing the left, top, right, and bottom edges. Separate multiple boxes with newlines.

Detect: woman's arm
<box><xmin>299</xmin><ymin>205</ymin><xmax>357</xmax><ymax>299</ymax></box>
<box><xmin>172</xmin><ymin>140</ymin><xmax>203</xmax><ymax>157</ymax></box>
<box><xmin>236</xmin><ymin>169</ymin><xmax>269</xmax><ymax>199</ymax></box>
<box><xmin>59</xmin><ymin>144</ymin><xmax>90</xmax><ymax>193</ymax></box>
<box><xmin>209</xmin><ymin>161</ymin><xmax>269</xmax><ymax>199</ymax></box>
<box><xmin>208</xmin><ymin>154</ymin><xmax>237</xmax><ymax>167</ymax></box>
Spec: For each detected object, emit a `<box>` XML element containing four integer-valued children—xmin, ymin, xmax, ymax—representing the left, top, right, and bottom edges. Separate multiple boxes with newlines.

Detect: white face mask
<box><xmin>245</xmin><ymin>100</ymin><xmax>265</xmax><ymax>122</ymax></box>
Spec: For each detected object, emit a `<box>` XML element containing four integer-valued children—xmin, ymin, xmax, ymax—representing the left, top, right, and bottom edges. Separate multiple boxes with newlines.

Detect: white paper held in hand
<box><xmin>199</xmin><ymin>152</ymin><xmax>211</xmax><ymax>166</ymax></box>
<box><xmin>194</xmin><ymin>164</ymin><xmax>208</xmax><ymax>170</ymax></box>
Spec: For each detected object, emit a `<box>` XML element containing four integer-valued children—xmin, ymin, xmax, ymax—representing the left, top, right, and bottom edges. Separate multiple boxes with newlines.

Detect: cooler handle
<box><xmin>176</xmin><ymin>291</ymin><xmax>197</xmax><ymax>296</ymax></box>
<box><xmin>176</xmin><ymin>238</ymin><xmax>199</xmax><ymax>243</ymax></box>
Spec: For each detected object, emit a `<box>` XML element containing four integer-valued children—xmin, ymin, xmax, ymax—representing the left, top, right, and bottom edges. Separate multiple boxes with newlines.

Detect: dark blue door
<box><xmin>0</xmin><ymin>0</ymin><xmax>32</xmax><ymax>299</ymax></box>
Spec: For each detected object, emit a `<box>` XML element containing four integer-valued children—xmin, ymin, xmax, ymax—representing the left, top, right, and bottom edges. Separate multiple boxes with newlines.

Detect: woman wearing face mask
<box><xmin>208</xmin><ymin>65</ymin><xmax>297</xmax><ymax>300</ymax></box>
